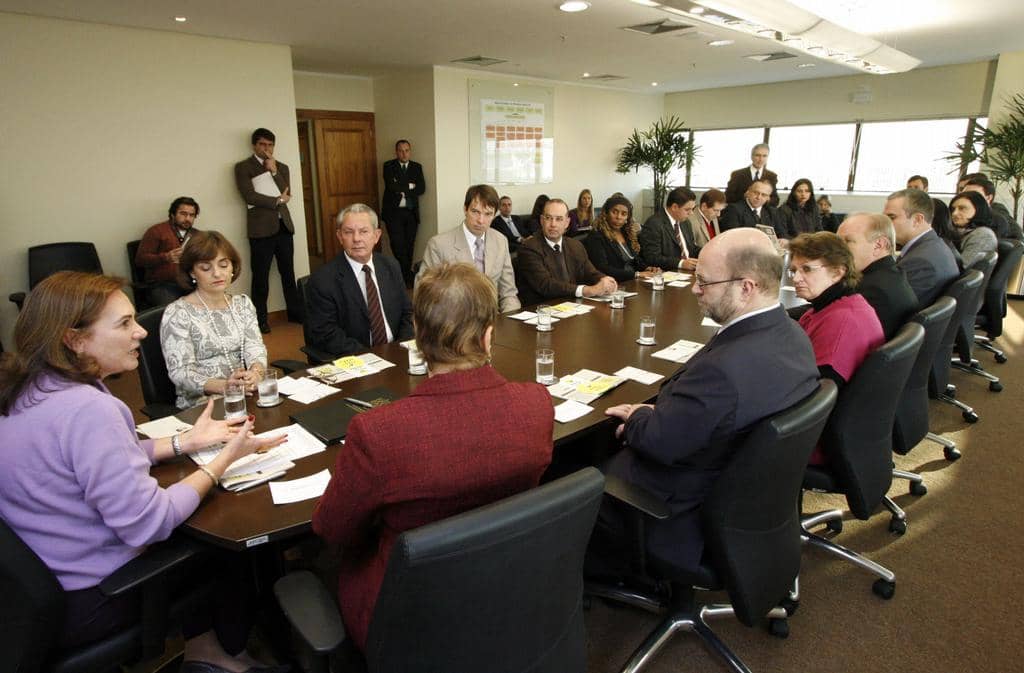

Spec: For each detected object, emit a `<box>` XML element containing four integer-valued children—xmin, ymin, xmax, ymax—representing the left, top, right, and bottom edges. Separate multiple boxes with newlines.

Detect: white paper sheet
<box><xmin>554</xmin><ymin>399</ymin><xmax>593</xmax><ymax>423</ymax></box>
<box><xmin>508</xmin><ymin>311</ymin><xmax>537</xmax><ymax>321</ymax></box>
<box><xmin>667</xmin><ymin>281</ymin><xmax>691</xmax><ymax>288</ymax></box>
<box><xmin>651</xmin><ymin>339</ymin><xmax>705</xmax><ymax>364</ymax></box>
<box><xmin>251</xmin><ymin>171</ymin><xmax>281</xmax><ymax>198</ymax></box>
<box><xmin>585</xmin><ymin>291</ymin><xmax>639</xmax><ymax>303</ymax></box>
<box><xmin>269</xmin><ymin>469</ymin><xmax>332</xmax><ymax>505</ymax></box>
<box><xmin>136</xmin><ymin>416</ymin><xmax>193</xmax><ymax>439</ymax></box>
<box><xmin>614</xmin><ymin>366</ymin><xmax>665</xmax><ymax>385</ymax></box>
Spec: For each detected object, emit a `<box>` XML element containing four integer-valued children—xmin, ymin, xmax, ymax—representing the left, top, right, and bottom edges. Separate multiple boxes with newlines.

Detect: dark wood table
<box><xmin>152</xmin><ymin>279</ymin><xmax>718</xmax><ymax>550</ymax></box>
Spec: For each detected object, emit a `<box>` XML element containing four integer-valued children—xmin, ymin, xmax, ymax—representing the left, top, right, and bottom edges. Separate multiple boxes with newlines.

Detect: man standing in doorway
<box><xmin>233</xmin><ymin>127</ymin><xmax>303</xmax><ymax>334</ymax></box>
<box><xmin>725</xmin><ymin>143</ymin><xmax>779</xmax><ymax>206</ymax></box>
<box><xmin>382</xmin><ymin>139</ymin><xmax>426</xmax><ymax>284</ymax></box>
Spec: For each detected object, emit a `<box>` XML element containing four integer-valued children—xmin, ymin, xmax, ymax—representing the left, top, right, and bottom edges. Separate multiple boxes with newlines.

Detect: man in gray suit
<box><xmin>885</xmin><ymin>188</ymin><xmax>959</xmax><ymax>307</ymax></box>
<box><xmin>687</xmin><ymin>188</ymin><xmax>727</xmax><ymax>249</ymax></box>
<box><xmin>417</xmin><ymin>184</ymin><xmax>521</xmax><ymax>313</ymax></box>
<box><xmin>234</xmin><ymin>127</ymin><xmax>302</xmax><ymax>333</ymax></box>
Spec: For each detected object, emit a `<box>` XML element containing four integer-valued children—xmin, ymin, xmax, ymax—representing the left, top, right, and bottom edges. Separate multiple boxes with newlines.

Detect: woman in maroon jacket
<box><xmin>312</xmin><ymin>262</ymin><xmax>554</xmax><ymax>653</ymax></box>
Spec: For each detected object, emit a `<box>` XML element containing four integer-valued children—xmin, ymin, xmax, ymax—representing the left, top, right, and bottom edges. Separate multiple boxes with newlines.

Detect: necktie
<box><xmin>473</xmin><ymin>236</ymin><xmax>485</xmax><ymax>273</ymax></box>
<box><xmin>706</xmin><ymin>219</ymin><xmax>716</xmax><ymax>240</ymax></box>
<box><xmin>507</xmin><ymin>217</ymin><xmax>520</xmax><ymax>238</ymax></box>
<box><xmin>752</xmin><ymin>209</ymin><xmax>761</xmax><ymax>224</ymax></box>
<box><xmin>553</xmin><ymin>243</ymin><xmax>570</xmax><ymax>282</ymax></box>
<box><xmin>755</xmin><ymin>169</ymin><xmax>761</xmax><ymax>180</ymax></box>
<box><xmin>674</xmin><ymin>222</ymin><xmax>689</xmax><ymax>258</ymax></box>
<box><xmin>362</xmin><ymin>265</ymin><xmax>388</xmax><ymax>346</ymax></box>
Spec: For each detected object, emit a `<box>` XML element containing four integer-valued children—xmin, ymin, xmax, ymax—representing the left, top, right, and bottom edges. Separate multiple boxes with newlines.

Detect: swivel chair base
<box><xmin>801</xmin><ymin>511</ymin><xmax>897</xmax><ymax>600</ymax></box>
<box><xmin>951</xmin><ymin>357</ymin><xmax>1003</xmax><ymax>392</ymax></box>
<box><xmin>926</xmin><ymin>431</ymin><xmax>961</xmax><ymax>461</ymax></box>
<box><xmin>893</xmin><ymin>468</ymin><xmax>927</xmax><ymax>496</ymax></box>
<box><xmin>974</xmin><ymin>335</ymin><xmax>1007</xmax><ymax>363</ymax></box>
<box><xmin>936</xmin><ymin>383</ymin><xmax>979</xmax><ymax>423</ymax></box>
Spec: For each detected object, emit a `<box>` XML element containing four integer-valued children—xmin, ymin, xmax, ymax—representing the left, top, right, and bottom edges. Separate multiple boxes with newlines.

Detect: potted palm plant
<box><xmin>616</xmin><ymin>116</ymin><xmax>699</xmax><ymax>208</ymax></box>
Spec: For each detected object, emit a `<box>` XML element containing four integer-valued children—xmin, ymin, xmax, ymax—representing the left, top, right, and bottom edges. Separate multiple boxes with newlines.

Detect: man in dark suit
<box><xmin>638</xmin><ymin>186</ymin><xmax>700</xmax><ymax>272</ymax></box>
<box><xmin>491</xmin><ymin>195</ymin><xmax>527</xmax><ymax>251</ymax></box>
<box><xmin>381</xmin><ymin>139</ymin><xmax>426</xmax><ymax>283</ymax></box>
<box><xmin>603</xmin><ymin>228</ymin><xmax>819</xmax><ymax>573</ymax></box>
<box><xmin>838</xmin><ymin>212</ymin><xmax>919</xmax><ymax>339</ymax></box>
<box><xmin>718</xmin><ymin>179</ymin><xmax>787</xmax><ymax>240</ymax></box>
<box><xmin>725</xmin><ymin>143</ymin><xmax>779</xmax><ymax>206</ymax></box>
<box><xmin>885</xmin><ymin>189</ymin><xmax>959</xmax><ymax>307</ymax></box>
<box><xmin>306</xmin><ymin>203</ymin><xmax>413</xmax><ymax>358</ymax></box>
<box><xmin>233</xmin><ymin>127</ymin><xmax>302</xmax><ymax>333</ymax></box>
<box><xmin>514</xmin><ymin>199</ymin><xmax>616</xmax><ymax>305</ymax></box>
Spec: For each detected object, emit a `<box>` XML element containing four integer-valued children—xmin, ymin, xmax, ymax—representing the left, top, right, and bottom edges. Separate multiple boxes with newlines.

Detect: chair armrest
<box><xmin>271</xmin><ymin>359</ymin><xmax>307</xmax><ymax>375</ymax></box>
<box><xmin>9</xmin><ymin>291</ymin><xmax>26</xmax><ymax>310</ymax></box>
<box><xmin>300</xmin><ymin>345</ymin><xmax>334</xmax><ymax>366</ymax></box>
<box><xmin>99</xmin><ymin>535</ymin><xmax>204</xmax><ymax>597</ymax></box>
<box><xmin>604</xmin><ymin>475</ymin><xmax>671</xmax><ymax>520</ymax></box>
<box><xmin>274</xmin><ymin>570</ymin><xmax>347</xmax><ymax>655</ymax></box>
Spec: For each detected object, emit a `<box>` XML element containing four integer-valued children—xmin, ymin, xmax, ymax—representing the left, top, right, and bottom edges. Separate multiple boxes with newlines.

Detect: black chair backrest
<box><xmin>955</xmin><ymin>251</ymin><xmax>997</xmax><ymax>357</ymax></box>
<box><xmin>27</xmin><ymin>242</ymin><xmax>103</xmax><ymax>289</ymax></box>
<box><xmin>297</xmin><ymin>275</ymin><xmax>314</xmax><ymax>348</ymax></box>
<box><xmin>821</xmin><ymin>322</ymin><xmax>924</xmax><ymax>519</ymax></box>
<box><xmin>893</xmin><ymin>297</ymin><xmax>956</xmax><ymax>455</ymax></box>
<box><xmin>126</xmin><ymin>240</ymin><xmax>146</xmax><ymax>285</ymax></box>
<box><xmin>0</xmin><ymin>518</ymin><xmax>65</xmax><ymax>673</ymax></box>
<box><xmin>136</xmin><ymin>306</ymin><xmax>177</xmax><ymax>409</ymax></box>
<box><xmin>702</xmin><ymin>381</ymin><xmax>837</xmax><ymax>627</ymax></box>
<box><xmin>979</xmin><ymin>239</ymin><xmax>1024</xmax><ymax>338</ymax></box>
<box><xmin>930</xmin><ymin>270</ymin><xmax>983</xmax><ymax>395</ymax></box>
<box><xmin>365</xmin><ymin>468</ymin><xmax>604</xmax><ymax>673</ymax></box>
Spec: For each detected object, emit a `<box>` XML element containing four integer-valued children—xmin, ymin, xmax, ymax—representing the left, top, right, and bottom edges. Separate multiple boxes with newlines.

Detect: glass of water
<box><xmin>535</xmin><ymin>348</ymin><xmax>556</xmax><ymax>384</ymax></box>
<box><xmin>408</xmin><ymin>343</ymin><xmax>428</xmax><ymax>375</ymax></box>
<box><xmin>651</xmin><ymin>273</ymin><xmax>665</xmax><ymax>291</ymax></box>
<box><xmin>257</xmin><ymin>369</ymin><xmax>279</xmax><ymax>407</ymax></box>
<box><xmin>610</xmin><ymin>291</ymin><xmax>625</xmax><ymax>309</ymax></box>
<box><xmin>223</xmin><ymin>382</ymin><xmax>247</xmax><ymax>420</ymax></box>
<box><xmin>535</xmin><ymin>308</ymin><xmax>553</xmax><ymax>332</ymax></box>
<box><xmin>638</xmin><ymin>316</ymin><xmax>656</xmax><ymax>345</ymax></box>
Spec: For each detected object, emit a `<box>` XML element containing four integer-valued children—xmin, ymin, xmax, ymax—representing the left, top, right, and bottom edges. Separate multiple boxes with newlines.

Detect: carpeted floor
<box><xmin>111</xmin><ymin>301</ymin><xmax>1024</xmax><ymax>673</ymax></box>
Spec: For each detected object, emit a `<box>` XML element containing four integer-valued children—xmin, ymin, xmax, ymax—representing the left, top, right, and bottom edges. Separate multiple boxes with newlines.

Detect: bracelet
<box><xmin>171</xmin><ymin>433</ymin><xmax>184</xmax><ymax>457</ymax></box>
<box><xmin>197</xmin><ymin>465</ymin><xmax>219</xmax><ymax>487</ymax></box>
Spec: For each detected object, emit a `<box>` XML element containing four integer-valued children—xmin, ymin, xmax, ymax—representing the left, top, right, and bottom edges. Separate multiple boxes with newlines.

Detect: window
<box><xmin>767</xmin><ymin>123</ymin><xmax>857</xmax><ymax>193</ymax></box>
<box><xmin>855</xmin><ymin>118</ymin><xmax>985</xmax><ymax>194</ymax></box>
<box><xmin>685</xmin><ymin>127</ymin><xmax>765</xmax><ymax>189</ymax></box>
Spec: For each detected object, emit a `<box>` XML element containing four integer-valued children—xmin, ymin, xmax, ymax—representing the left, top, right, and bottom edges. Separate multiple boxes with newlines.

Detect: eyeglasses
<box><xmin>695</xmin><ymin>276</ymin><xmax>745</xmax><ymax>289</ymax></box>
<box><xmin>786</xmin><ymin>264</ymin><xmax>826</xmax><ymax>279</ymax></box>
<box><xmin>541</xmin><ymin>214</ymin><xmax>567</xmax><ymax>223</ymax></box>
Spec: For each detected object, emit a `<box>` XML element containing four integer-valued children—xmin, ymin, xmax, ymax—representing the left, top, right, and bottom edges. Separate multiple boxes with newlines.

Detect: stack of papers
<box><xmin>652</xmin><ymin>339</ymin><xmax>705</xmax><ymax>364</ymax></box>
<box><xmin>614</xmin><ymin>366</ymin><xmax>665</xmax><ymax>385</ymax></box>
<box><xmin>277</xmin><ymin>376</ymin><xmax>339</xmax><ymax>404</ymax></box>
<box><xmin>643</xmin><ymin>271</ymin><xmax>691</xmax><ymax>283</ymax></box>
<box><xmin>667</xmin><ymin>280</ymin><xmax>691</xmax><ymax>288</ymax></box>
<box><xmin>547</xmin><ymin>302</ymin><xmax>595</xmax><ymax>318</ymax></box>
<box><xmin>547</xmin><ymin>369</ymin><xmax>625</xmax><ymax>404</ymax></box>
<box><xmin>554</xmin><ymin>399</ymin><xmax>593</xmax><ymax>423</ymax></box>
<box><xmin>269</xmin><ymin>469</ymin><xmax>332</xmax><ymax>505</ymax></box>
<box><xmin>585</xmin><ymin>291</ymin><xmax>639</xmax><ymax>303</ymax></box>
<box><xmin>190</xmin><ymin>424</ymin><xmax>327</xmax><ymax>492</ymax></box>
<box><xmin>309</xmin><ymin>353</ymin><xmax>396</xmax><ymax>384</ymax></box>
<box><xmin>137</xmin><ymin>416</ymin><xmax>193</xmax><ymax>439</ymax></box>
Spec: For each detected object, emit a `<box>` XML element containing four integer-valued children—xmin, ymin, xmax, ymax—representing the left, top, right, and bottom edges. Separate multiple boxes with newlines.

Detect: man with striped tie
<box><xmin>306</xmin><ymin>203</ymin><xmax>413</xmax><ymax>358</ymax></box>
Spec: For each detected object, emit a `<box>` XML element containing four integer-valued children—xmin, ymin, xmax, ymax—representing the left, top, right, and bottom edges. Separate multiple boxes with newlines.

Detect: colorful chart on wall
<box><xmin>469</xmin><ymin>80</ymin><xmax>554</xmax><ymax>185</ymax></box>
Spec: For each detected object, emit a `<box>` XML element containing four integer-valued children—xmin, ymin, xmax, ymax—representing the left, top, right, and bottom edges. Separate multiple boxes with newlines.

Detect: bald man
<box><xmin>601</xmin><ymin>229</ymin><xmax>819</xmax><ymax>573</ymax></box>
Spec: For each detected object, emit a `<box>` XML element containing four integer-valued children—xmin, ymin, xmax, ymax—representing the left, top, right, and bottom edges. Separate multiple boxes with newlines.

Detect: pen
<box><xmin>344</xmin><ymin>397</ymin><xmax>374</xmax><ymax>409</ymax></box>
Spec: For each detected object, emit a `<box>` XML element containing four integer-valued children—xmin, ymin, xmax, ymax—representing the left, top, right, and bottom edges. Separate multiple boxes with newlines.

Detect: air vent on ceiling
<box><xmin>623</xmin><ymin>20</ymin><xmax>694</xmax><ymax>36</ymax></box>
<box><xmin>450</xmin><ymin>55</ymin><xmax>507</xmax><ymax>67</ymax></box>
<box><xmin>583</xmin><ymin>74</ymin><xmax>626</xmax><ymax>81</ymax></box>
<box><xmin>745</xmin><ymin>52</ymin><xmax>797</xmax><ymax>62</ymax></box>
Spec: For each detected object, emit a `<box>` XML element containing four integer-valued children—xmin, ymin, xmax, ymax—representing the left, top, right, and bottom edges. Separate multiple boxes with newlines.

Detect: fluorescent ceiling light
<box><xmin>707</xmin><ymin>39</ymin><xmax>734</xmax><ymax>46</ymax></box>
<box><xmin>174</xmin><ymin>16</ymin><xmax>187</xmax><ymax>22</ymax></box>
<box><xmin>559</xmin><ymin>1</ymin><xmax>591</xmax><ymax>12</ymax></box>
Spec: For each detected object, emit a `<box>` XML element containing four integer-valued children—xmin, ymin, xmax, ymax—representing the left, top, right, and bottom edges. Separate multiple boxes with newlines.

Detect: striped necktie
<box><xmin>362</xmin><ymin>265</ymin><xmax>388</xmax><ymax>346</ymax></box>
<box><xmin>474</xmin><ymin>236</ymin><xmax>485</xmax><ymax>272</ymax></box>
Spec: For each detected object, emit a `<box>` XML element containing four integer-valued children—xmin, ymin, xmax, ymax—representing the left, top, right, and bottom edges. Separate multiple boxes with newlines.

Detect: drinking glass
<box><xmin>257</xmin><ymin>369</ymin><xmax>279</xmax><ymax>406</ymax></box>
<box><xmin>651</xmin><ymin>273</ymin><xmax>665</xmax><ymax>291</ymax></box>
<box><xmin>536</xmin><ymin>308</ymin><xmax>553</xmax><ymax>332</ymax></box>
<box><xmin>638</xmin><ymin>316</ymin><xmax>656</xmax><ymax>345</ymax></box>
<box><xmin>408</xmin><ymin>343</ymin><xmax>428</xmax><ymax>375</ymax></box>
<box><xmin>223</xmin><ymin>382</ymin><xmax>247</xmax><ymax>419</ymax></box>
<box><xmin>610</xmin><ymin>291</ymin><xmax>625</xmax><ymax>309</ymax></box>
<box><xmin>535</xmin><ymin>348</ymin><xmax>556</xmax><ymax>384</ymax></box>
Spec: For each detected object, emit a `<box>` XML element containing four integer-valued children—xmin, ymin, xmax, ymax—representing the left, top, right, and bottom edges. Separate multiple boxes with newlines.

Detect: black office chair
<box><xmin>274</xmin><ymin>467</ymin><xmax>605</xmax><ymax>673</ymax></box>
<box><xmin>975</xmin><ymin>239</ymin><xmax>1023</xmax><ymax>363</ymax></box>
<box><xmin>9</xmin><ymin>242</ymin><xmax>103</xmax><ymax>310</ymax></box>
<box><xmin>0</xmin><ymin>519</ymin><xmax>205</xmax><ymax>673</ymax></box>
<box><xmin>125</xmin><ymin>240</ymin><xmax>156</xmax><ymax>312</ymax></box>
<box><xmin>929</xmin><ymin>269</ymin><xmax>984</xmax><ymax>423</ymax></box>
<box><xmin>950</xmin><ymin>251</ymin><xmax>1001</xmax><ymax>391</ymax></box>
<box><xmin>892</xmin><ymin>298</ymin><xmax>960</xmax><ymax>472</ymax></box>
<box><xmin>588</xmin><ymin>382</ymin><xmax>838</xmax><ymax>673</ymax></box>
<box><xmin>802</xmin><ymin>322</ymin><xmax>923</xmax><ymax>599</ymax></box>
<box><xmin>297</xmin><ymin>275</ymin><xmax>334</xmax><ymax>365</ymax></box>
<box><xmin>135</xmin><ymin>306</ymin><xmax>179</xmax><ymax>420</ymax></box>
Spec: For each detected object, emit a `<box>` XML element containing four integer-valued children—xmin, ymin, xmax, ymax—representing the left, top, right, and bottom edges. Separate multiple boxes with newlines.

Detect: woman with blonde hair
<box><xmin>569</xmin><ymin>188</ymin><xmax>595</xmax><ymax>233</ymax></box>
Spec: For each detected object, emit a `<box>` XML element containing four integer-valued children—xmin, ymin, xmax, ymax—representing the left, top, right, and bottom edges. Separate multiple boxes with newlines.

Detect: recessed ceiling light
<box><xmin>689</xmin><ymin>7</ymin><xmax>705</xmax><ymax>14</ymax></box>
<box><xmin>707</xmin><ymin>39</ymin><xmax>734</xmax><ymax>47</ymax></box>
<box><xmin>513</xmin><ymin>82</ymin><xmax>520</xmax><ymax>87</ymax></box>
<box><xmin>558</xmin><ymin>1</ymin><xmax>590</xmax><ymax>12</ymax></box>
<box><xmin>629</xmin><ymin>0</ymin><xmax>661</xmax><ymax>6</ymax></box>
<box><xmin>798</xmin><ymin>63</ymin><xmax>816</xmax><ymax>68</ymax></box>
<box><xmin>174</xmin><ymin>16</ymin><xmax>187</xmax><ymax>22</ymax></box>
<box><xmin>651</xmin><ymin>81</ymin><xmax>659</xmax><ymax>86</ymax></box>
<box><xmin>582</xmin><ymin>72</ymin><xmax>591</xmax><ymax>78</ymax></box>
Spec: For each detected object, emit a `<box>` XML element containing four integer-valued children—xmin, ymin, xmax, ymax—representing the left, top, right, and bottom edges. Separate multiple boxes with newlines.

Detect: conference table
<box><xmin>152</xmin><ymin>277</ymin><xmax>724</xmax><ymax>551</ymax></box>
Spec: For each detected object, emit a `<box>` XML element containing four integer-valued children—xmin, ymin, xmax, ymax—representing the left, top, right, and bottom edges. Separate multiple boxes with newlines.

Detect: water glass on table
<box><xmin>257</xmin><ymin>369</ymin><xmax>280</xmax><ymax>407</ymax></box>
<box><xmin>638</xmin><ymin>316</ymin><xmax>656</xmax><ymax>345</ymax></box>
<box><xmin>535</xmin><ymin>348</ymin><xmax>556</xmax><ymax>384</ymax></box>
<box><xmin>651</xmin><ymin>272</ymin><xmax>665</xmax><ymax>291</ymax></box>
<box><xmin>610</xmin><ymin>291</ymin><xmax>626</xmax><ymax>309</ymax></box>
<box><xmin>408</xmin><ymin>343</ymin><xmax>428</xmax><ymax>375</ymax></box>
<box><xmin>223</xmin><ymin>381</ymin><xmax>247</xmax><ymax>420</ymax></box>
<box><xmin>536</xmin><ymin>307</ymin><xmax>554</xmax><ymax>332</ymax></box>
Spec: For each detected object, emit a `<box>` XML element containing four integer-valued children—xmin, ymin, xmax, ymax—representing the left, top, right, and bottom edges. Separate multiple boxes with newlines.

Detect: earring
<box><xmin>190</xmin><ymin>275</ymin><xmax>196</xmax><ymax>286</ymax></box>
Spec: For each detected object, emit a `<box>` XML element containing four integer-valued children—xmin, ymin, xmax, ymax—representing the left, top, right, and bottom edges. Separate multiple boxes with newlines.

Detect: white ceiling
<box><xmin>4</xmin><ymin>0</ymin><xmax>1024</xmax><ymax>92</ymax></box>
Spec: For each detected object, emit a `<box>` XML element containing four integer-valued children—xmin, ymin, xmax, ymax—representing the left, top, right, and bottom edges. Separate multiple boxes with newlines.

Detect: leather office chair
<box><xmin>125</xmin><ymin>240</ymin><xmax>156</xmax><ymax>312</ymax></box>
<box><xmin>950</xmin><ymin>251</ymin><xmax>1002</xmax><ymax>391</ymax></box>
<box><xmin>802</xmin><ymin>322</ymin><xmax>923</xmax><ymax>599</ymax></box>
<box><xmin>9</xmin><ymin>242</ymin><xmax>103</xmax><ymax>310</ymax></box>
<box><xmin>928</xmin><ymin>269</ymin><xmax>984</xmax><ymax>423</ymax></box>
<box><xmin>135</xmin><ymin>306</ymin><xmax>179</xmax><ymax>420</ymax></box>
<box><xmin>892</xmin><ymin>298</ymin><xmax>960</xmax><ymax>473</ymax></box>
<box><xmin>974</xmin><ymin>239</ymin><xmax>1023</xmax><ymax>363</ymax></box>
<box><xmin>297</xmin><ymin>275</ymin><xmax>334</xmax><ymax>365</ymax></box>
<box><xmin>588</xmin><ymin>382</ymin><xmax>837</xmax><ymax>673</ymax></box>
<box><xmin>274</xmin><ymin>467</ymin><xmax>604</xmax><ymax>673</ymax></box>
<box><xmin>0</xmin><ymin>519</ymin><xmax>205</xmax><ymax>673</ymax></box>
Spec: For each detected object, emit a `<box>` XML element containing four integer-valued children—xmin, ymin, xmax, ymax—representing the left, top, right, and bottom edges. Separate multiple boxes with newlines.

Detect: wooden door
<box><xmin>296</xmin><ymin>120</ymin><xmax>321</xmax><ymax>266</ymax></box>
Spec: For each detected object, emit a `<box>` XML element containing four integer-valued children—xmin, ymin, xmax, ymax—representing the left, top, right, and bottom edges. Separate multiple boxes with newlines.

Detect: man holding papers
<box><xmin>601</xmin><ymin>228</ymin><xmax>818</xmax><ymax>573</ymax></box>
<box><xmin>233</xmin><ymin>127</ymin><xmax>302</xmax><ymax>333</ymax></box>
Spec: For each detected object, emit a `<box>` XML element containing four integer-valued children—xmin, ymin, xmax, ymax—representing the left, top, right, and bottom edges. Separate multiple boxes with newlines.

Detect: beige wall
<box><xmin>430</xmin><ymin>66</ymin><xmax>664</xmax><ymax>239</ymax></box>
<box><xmin>1</xmin><ymin>12</ymin><xmax>306</xmax><ymax>344</ymax></box>
<box><xmin>665</xmin><ymin>61</ymin><xmax>995</xmax><ymax>129</ymax></box>
<box><xmin>293</xmin><ymin>71</ymin><xmax>374</xmax><ymax>112</ymax></box>
<box><xmin>983</xmin><ymin>51</ymin><xmax>1024</xmax><ymax>216</ymax></box>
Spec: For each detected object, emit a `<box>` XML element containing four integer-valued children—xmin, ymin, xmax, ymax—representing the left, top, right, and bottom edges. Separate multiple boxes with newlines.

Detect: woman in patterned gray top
<box><xmin>160</xmin><ymin>231</ymin><xmax>268</xmax><ymax>409</ymax></box>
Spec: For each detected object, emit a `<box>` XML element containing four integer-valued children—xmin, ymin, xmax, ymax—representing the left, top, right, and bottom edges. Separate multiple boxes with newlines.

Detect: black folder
<box><xmin>289</xmin><ymin>388</ymin><xmax>394</xmax><ymax>445</ymax></box>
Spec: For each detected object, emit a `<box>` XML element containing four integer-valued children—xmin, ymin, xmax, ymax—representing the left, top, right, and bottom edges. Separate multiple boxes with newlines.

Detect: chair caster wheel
<box><xmin>944</xmin><ymin>446</ymin><xmax>962</xmax><ymax>461</ymax></box>
<box><xmin>945</xmin><ymin>384</ymin><xmax>956</xmax><ymax>397</ymax></box>
<box><xmin>769</xmin><ymin>618</ymin><xmax>789</xmax><ymax>638</ymax></box>
<box><xmin>780</xmin><ymin>597</ymin><xmax>799</xmax><ymax>617</ymax></box>
<box><xmin>995</xmin><ymin>353</ymin><xmax>1007</xmax><ymax>364</ymax></box>
<box><xmin>962</xmin><ymin>410</ymin><xmax>979</xmax><ymax>423</ymax></box>
<box><xmin>989</xmin><ymin>381</ymin><xmax>1003</xmax><ymax>392</ymax></box>
<box><xmin>889</xmin><ymin>518</ymin><xmax>907</xmax><ymax>535</ymax></box>
<box><xmin>872</xmin><ymin>579</ymin><xmax>896</xmax><ymax>600</ymax></box>
<box><xmin>825</xmin><ymin>518</ymin><xmax>843</xmax><ymax>534</ymax></box>
<box><xmin>909</xmin><ymin>481</ymin><xmax>927</xmax><ymax>496</ymax></box>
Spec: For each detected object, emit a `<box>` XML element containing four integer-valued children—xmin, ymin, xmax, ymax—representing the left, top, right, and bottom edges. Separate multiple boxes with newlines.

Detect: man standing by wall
<box><xmin>233</xmin><ymin>127</ymin><xmax>302</xmax><ymax>334</ymax></box>
<box><xmin>725</xmin><ymin>143</ymin><xmax>779</xmax><ymax>206</ymax></box>
<box><xmin>381</xmin><ymin>139</ymin><xmax>426</xmax><ymax>284</ymax></box>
